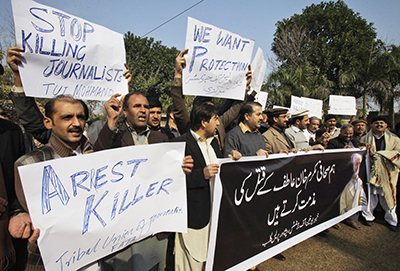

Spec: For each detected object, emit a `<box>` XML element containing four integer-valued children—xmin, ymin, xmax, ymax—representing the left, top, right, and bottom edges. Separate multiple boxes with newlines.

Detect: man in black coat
<box><xmin>327</xmin><ymin>123</ymin><xmax>362</xmax><ymax>149</ymax></box>
<box><xmin>172</xmin><ymin>103</ymin><xmax>240</xmax><ymax>270</ymax></box>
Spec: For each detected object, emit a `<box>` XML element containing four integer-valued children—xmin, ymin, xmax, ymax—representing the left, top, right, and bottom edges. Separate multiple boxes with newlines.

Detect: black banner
<box><xmin>207</xmin><ymin>149</ymin><xmax>368</xmax><ymax>271</ymax></box>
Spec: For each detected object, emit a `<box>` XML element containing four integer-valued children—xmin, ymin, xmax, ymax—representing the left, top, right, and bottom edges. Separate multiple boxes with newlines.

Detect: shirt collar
<box><xmin>373</xmin><ymin>132</ymin><xmax>385</xmax><ymax>140</ymax></box>
<box><xmin>239</xmin><ymin>122</ymin><xmax>259</xmax><ymax>134</ymax></box>
<box><xmin>190</xmin><ymin>129</ymin><xmax>215</xmax><ymax>145</ymax></box>
<box><xmin>126</xmin><ymin>122</ymin><xmax>151</xmax><ymax>137</ymax></box>
<box><xmin>290</xmin><ymin>125</ymin><xmax>302</xmax><ymax>133</ymax></box>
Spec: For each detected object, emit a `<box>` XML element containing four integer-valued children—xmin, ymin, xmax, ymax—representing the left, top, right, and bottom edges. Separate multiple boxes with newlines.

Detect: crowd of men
<box><xmin>1</xmin><ymin>46</ymin><xmax>400</xmax><ymax>271</ymax></box>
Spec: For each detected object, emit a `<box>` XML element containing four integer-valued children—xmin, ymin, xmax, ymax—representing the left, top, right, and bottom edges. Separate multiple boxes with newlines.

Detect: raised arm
<box><xmin>7</xmin><ymin>47</ymin><xmax>51</xmax><ymax>144</ymax></box>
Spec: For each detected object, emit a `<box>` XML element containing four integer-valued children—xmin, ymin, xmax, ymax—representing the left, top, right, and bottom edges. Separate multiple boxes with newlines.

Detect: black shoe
<box><xmin>363</xmin><ymin>221</ymin><xmax>373</xmax><ymax>227</ymax></box>
<box><xmin>317</xmin><ymin>229</ymin><xmax>329</xmax><ymax>237</ymax></box>
<box><xmin>332</xmin><ymin>224</ymin><xmax>341</xmax><ymax>229</ymax></box>
<box><xmin>273</xmin><ymin>253</ymin><xmax>286</xmax><ymax>261</ymax></box>
<box><xmin>388</xmin><ymin>224</ymin><xmax>400</xmax><ymax>232</ymax></box>
<box><xmin>343</xmin><ymin>219</ymin><xmax>361</xmax><ymax>230</ymax></box>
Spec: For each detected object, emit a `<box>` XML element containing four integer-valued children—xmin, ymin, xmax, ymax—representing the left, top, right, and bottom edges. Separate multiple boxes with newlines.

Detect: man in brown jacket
<box><xmin>263</xmin><ymin>108</ymin><xmax>297</xmax><ymax>154</ymax></box>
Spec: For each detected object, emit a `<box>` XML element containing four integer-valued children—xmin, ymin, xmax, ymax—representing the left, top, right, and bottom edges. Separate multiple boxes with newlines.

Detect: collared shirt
<box><xmin>239</xmin><ymin>122</ymin><xmax>260</xmax><ymax>134</ymax></box>
<box><xmin>373</xmin><ymin>133</ymin><xmax>385</xmax><ymax>151</ymax></box>
<box><xmin>190</xmin><ymin>129</ymin><xmax>217</xmax><ymax>165</ymax></box>
<box><xmin>126</xmin><ymin>122</ymin><xmax>151</xmax><ymax>145</ymax></box>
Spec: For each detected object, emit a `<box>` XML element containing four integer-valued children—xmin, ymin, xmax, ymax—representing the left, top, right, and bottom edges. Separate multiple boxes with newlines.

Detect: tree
<box><xmin>272</xmin><ymin>0</ymin><xmax>377</xmax><ymax>96</ymax></box>
<box><xmin>124</xmin><ymin>32</ymin><xmax>179</xmax><ymax>105</ymax></box>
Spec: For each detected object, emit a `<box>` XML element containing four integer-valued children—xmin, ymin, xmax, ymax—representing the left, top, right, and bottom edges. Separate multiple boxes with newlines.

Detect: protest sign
<box><xmin>12</xmin><ymin>0</ymin><xmax>128</xmax><ymax>100</ymax></box>
<box><xmin>18</xmin><ymin>142</ymin><xmax>187</xmax><ymax>271</ymax></box>
<box><xmin>328</xmin><ymin>95</ymin><xmax>357</xmax><ymax>116</ymax></box>
<box><xmin>255</xmin><ymin>91</ymin><xmax>268</xmax><ymax>111</ymax></box>
<box><xmin>206</xmin><ymin>149</ymin><xmax>368</xmax><ymax>271</ymax></box>
<box><xmin>250</xmin><ymin>47</ymin><xmax>267</xmax><ymax>95</ymax></box>
<box><xmin>183</xmin><ymin>17</ymin><xmax>255</xmax><ymax>100</ymax></box>
<box><xmin>290</xmin><ymin>96</ymin><xmax>323</xmax><ymax>119</ymax></box>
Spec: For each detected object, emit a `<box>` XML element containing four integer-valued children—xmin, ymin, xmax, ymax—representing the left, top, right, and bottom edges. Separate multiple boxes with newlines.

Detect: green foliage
<box><xmin>124</xmin><ymin>32</ymin><xmax>179</xmax><ymax>103</ymax></box>
<box><xmin>271</xmin><ymin>0</ymin><xmax>377</xmax><ymax>97</ymax></box>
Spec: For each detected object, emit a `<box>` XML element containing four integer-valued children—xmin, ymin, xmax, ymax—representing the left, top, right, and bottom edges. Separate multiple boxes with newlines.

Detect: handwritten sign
<box><xmin>183</xmin><ymin>17</ymin><xmax>255</xmax><ymax>100</ymax></box>
<box><xmin>328</xmin><ymin>95</ymin><xmax>357</xmax><ymax>116</ymax></box>
<box><xmin>12</xmin><ymin>0</ymin><xmax>128</xmax><ymax>100</ymax></box>
<box><xmin>18</xmin><ymin>142</ymin><xmax>187</xmax><ymax>271</ymax></box>
<box><xmin>206</xmin><ymin>149</ymin><xmax>368</xmax><ymax>270</ymax></box>
<box><xmin>255</xmin><ymin>91</ymin><xmax>268</xmax><ymax>111</ymax></box>
<box><xmin>250</xmin><ymin>47</ymin><xmax>267</xmax><ymax>95</ymax></box>
<box><xmin>290</xmin><ymin>96</ymin><xmax>323</xmax><ymax>119</ymax></box>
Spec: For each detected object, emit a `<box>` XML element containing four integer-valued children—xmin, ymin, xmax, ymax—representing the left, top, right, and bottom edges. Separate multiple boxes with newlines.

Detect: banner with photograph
<box><xmin>206</xmin><ymin>149</ymin><xmax>368</xmax><ymax>271</ymax></box>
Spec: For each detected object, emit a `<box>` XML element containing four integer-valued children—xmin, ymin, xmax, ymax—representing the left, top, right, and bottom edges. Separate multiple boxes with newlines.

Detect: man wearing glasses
<box><xmin>263</xmin><ymin>108</ymin><xmax>297</xmax><ymax>154</ymax></box>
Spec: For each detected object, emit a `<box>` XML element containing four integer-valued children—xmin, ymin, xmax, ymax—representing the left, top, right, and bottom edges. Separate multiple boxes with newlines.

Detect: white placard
<box><xmin>18</xmin><ymin>143</ymin><xmax>187</xmax><ymax>271</ymax></box>
<box><xmin>183</xmin><ymin>17</ymin><xmax>255</xmax><ymax>100</ymax></box>
<box><xmin>250</xmin><ymin>47</ymin><xmax>267</xmax><ymax>94</ymax></box>
<box><xmin>12</xmin><ymin>0</ymin><xmax>128</xmax><ymax>100</ymax></box>
<box><xmin>328</xmin><ymin>95</ymin><xmax>357</xmax><ymax>116</ymax></box>
<box><xmin>255</xmin><ymin>91</ymin><xmax>268</xmax><ymax>111</ymax></box>
<box><xmin>290</xmin><ymin>96</ymin><xmax>323</xmax><ymax>119</ymax></box>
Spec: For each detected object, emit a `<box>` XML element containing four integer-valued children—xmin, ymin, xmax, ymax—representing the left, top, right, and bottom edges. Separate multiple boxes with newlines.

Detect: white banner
<box><xmin>250</xmin><ymin>47</ymin><xmax>267</xmax><ymax>95</ymax></box>
<box><xmin>183</xmin><ymin>17</ymin><xmax>254</xmax><ymax>100</ymax></box>
<box><xmin>290</xmin><ymin>96</ymin><xmax>323</xmax><ymax>119</ymax></box>
<box><xmin>328</xmin><ymin>95</ymin><xmax>357</xmax><ymax>116</ymax></box>
<box><xmin>18</xmin><ymin>142</ymin><xmax>187</xmax><ymax>271</ymax></box>
<box><xmin>12</xmin><ymin>0</ymin><xmax>128</xmax><ymax>100</ymax></box>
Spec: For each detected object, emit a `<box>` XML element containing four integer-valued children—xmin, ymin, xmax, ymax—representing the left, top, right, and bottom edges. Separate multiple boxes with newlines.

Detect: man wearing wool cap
<box><xmin>285</xmin><ymin>110</ymin><xmax>324</xmax><ymax>151</ymax></box>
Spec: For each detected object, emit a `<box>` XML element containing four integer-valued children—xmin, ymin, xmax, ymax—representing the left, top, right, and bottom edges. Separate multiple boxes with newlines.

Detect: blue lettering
<box><xmin>82</xmin><ymin>191</ymin><xmax>108</xmax><ymax>234</ymax></box>
<box><xmin>41</xmin><ymin>165</ymin><xmax>70</xmax><ymax>215</ymax></box>
<box><xmin>29</xmin><ymin>7</ymin><xmax>54</xmax><ymax>33</ymax></box>
<box><xmin>189</xmin><ymin>46</ymin><xmax>208</xmax><ymax>73</ymax></box>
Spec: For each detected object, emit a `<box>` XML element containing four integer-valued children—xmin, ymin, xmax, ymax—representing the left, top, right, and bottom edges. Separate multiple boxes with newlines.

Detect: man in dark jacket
<box><xmin>327</xmin><ymin>123</ymin><xmax>362</xmax><ymax>149</ymax></box>
<box><xmin>172</xmin><ymin>103</ymin><xmax>240</xmax><ymax>270</ymax></box>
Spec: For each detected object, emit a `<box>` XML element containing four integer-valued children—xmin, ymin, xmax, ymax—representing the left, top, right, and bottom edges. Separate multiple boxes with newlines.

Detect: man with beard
<box><xmin>223</xmin><ymin>102</ymin><xmax>268</xmax><ymax>157</ymax></box>
<box><xmin>263</xmin><ymin>108</ymin><xmax>297</xmax><ymax>154</ymax></box>
<box><xmin>324</xmin><ymin>114</ymin><xmax>341</xmax><ymax>140</ymax></box>
<box><xmin>361</xmin><ymin>116</ymin><xmax>400</xmax><ymax>232</ymax></box>
<box><xmin>351</xmin><ymin>119</ymin><xmax>368</xmax><ymax>141</ymax></box>
<box><xmin>327</xmin><ymin>123</ymin><xmax>362</xmax><ymax>149</ymax></box>
<box><xmin>285</xmin><ymin>110</ymin><xmax>324</xmax><ymax>151</ymax></box>
<box><xmin>147</xmin><ymin>97</ymin><xmax>175</xmax><ymax>140</ymax></box>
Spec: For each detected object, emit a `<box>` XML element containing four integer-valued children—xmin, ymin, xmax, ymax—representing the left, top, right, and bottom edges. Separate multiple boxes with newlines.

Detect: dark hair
<box><xmin>147</xmin><ymin>96</ymin><xmax>162</xmax><ymax>110</ymax></box>
<box><xmin>123</xmin><ymin>92</ymin><xmax>147</xmax><ymax>109</ymax></box>
<box><xmin>193</xmin><ymin>96</ymin><xmax>213</xmax><ymax>106</ymax></box>
<box><xmin>325</xmin><ymin>114</ymin><xmax>337</xmax><ymax>122</ymax></box>
<box><xmin>190</xmin><ymin>103</ymin><xmax>217</xmax><ymax>131</ymax></box>
<box><xmin>238</xmin><ymin>102</ymin><xmax>262</xmax><ymax>123</ymax></box>
<box><xmin>166</xmin><ymin>105</ymin><xmax>174</xmax><ymax>122</ymax></box>
<box><xmin>315</xmin><ymin>128</ymin><xmax>327</xmax><ymax>138</ymax></box>
<box><xmin>45</xmin><ymin>95</ymin><xmax>82</xmax><ymax>120</ymax></box>
<box><xmin>371</xmin><ymin>116</ymin><xmax>387</xmax><ymax>124</ymax></box>
<box><xmin>290</xmin><ymin>115</ymin><xmax>305</xmax><ymax>126</ymax></box>
<box><xmin>78</xmin><ymin>100</ymin><xmax>89</xmax><ymax>121</ymax></box>
<box><xmin>341</xmin><ymin>123</ymin><xmax>354</xmax><ymax>131</ymax></box>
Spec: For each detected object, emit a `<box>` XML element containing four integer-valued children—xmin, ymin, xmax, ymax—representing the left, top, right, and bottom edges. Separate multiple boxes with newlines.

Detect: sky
<box><xmin>1</xmin><ymin>0</ymin><xmax>400</xmax><ymax>76</ymax></box>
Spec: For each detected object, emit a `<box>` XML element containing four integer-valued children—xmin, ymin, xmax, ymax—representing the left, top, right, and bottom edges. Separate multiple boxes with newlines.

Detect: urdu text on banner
<box><xmin>12</xmin><ymin>0</ymin><xmax>128</xmax><ymax>100</ymax></box>
<box><xmin>183</xmin><ymin>17</ymin><xmax>255</xmax><ymax>100</ymax></box>
<box><xmin>18</xmin><ymin>142</ymin><xmax>187</xmax><ymax>271</ymax></box>
<box><xmin>206</xmin><ymin>149</ymin><xmax>368</xmax><ymax>271</ymax></box>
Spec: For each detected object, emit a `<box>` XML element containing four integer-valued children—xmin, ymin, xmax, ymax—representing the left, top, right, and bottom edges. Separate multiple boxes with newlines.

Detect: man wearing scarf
<box><xmin>361</xmin><ymin>116</ymin><xmax>400</xmax><ymax>232</ymax></box>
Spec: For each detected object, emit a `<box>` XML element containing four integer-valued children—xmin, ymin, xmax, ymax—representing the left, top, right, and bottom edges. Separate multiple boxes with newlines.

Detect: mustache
<box><xmin>68</xmin><ymin>127</ymin><xmax>83</xmax><ymax>133</ymax></box>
